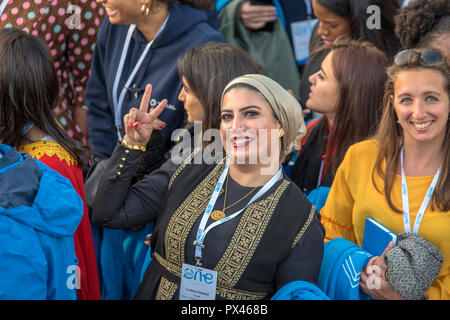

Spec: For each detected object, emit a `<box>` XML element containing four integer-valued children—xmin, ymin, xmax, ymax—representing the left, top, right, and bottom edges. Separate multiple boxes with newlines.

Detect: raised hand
<box><xmin>123</xmin><ymin>84</ymin><xmax>167</xmax><ymax>146</ymax></box>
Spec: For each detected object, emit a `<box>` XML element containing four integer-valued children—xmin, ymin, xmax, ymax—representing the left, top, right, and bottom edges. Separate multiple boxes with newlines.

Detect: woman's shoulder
<box><xmin>347</xmin><ymin>139</ymin><xmax>380</xmax><ymax>157</ymax></box>
<box><xmin>281</xmin><ymin>176</ymin><xmax>312</xmax><ymax>209</ymax></box>
<box><xmin>18</xmin><ymin>140</ymin><xmax>78</xmax><ymax>168</ymax></box>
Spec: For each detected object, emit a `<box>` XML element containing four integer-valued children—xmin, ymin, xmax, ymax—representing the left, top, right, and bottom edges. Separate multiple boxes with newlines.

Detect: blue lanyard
<box><xmin>400</xmin><ymin>147</ymin><xmax>441</xmax><ymax>234</ymax></box>
<box><xmin>112</xmin><ymin>16</ymin><xmax>169</xmax><ymax>141</ymax></box>
<box><xmin>193</xmin><ymin>160</ymin><xmax>283</xmax><ymax>265</ymax></box>
<box><xmin>304</xmin><ymin>0</ymin><xmax>312</xmax><ymax>17</ymax></box>
<box><xmin>0</xmin><ymin>0</ymin><xmax>10</xmax><ymax>17</ymax></box>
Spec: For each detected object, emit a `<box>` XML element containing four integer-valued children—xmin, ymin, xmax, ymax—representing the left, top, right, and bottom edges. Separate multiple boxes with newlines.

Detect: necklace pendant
<box><xmin>210</xmin><ymin>210</ymin><xmax>226</xmax><ymax>221</ymax></box>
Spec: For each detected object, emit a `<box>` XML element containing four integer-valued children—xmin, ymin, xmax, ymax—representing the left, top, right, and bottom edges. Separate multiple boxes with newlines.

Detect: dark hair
<box><xmin>319</xmin><ymin>37</ymin><xmax>389</xmax><ymax>175</ymax></box>
<box><xmin>178</xmin><ymin>42</ymin><xmax>264</xmax><ymax>136</ymax></box>
<box><xmin>373</xmin><ymin>49</ymin><xmax>450</xmax><ymax>212</ymax></box>
<box><xmin>315</xmin><ymin>0</ymin><xmax>401</xmax><ymax>59</ymax></box>
<box><xmin>394</xmin><ymin>0</ymin><xmax>450</xmax><ymax>49</ymax></box>
<box><xmin>0</xmin><ymin>28</ymin><xmax>83</xmax><ymax>163</ymax></box>
<box><xmin>155</xmin><ymin>0</ymin><xmax>213</xmax><ymax>10</ymax></box>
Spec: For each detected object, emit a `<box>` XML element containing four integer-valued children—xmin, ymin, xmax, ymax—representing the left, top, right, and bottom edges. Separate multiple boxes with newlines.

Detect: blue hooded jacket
<box><xmin>0</xmin><ymin>144</ymin><xmax>83</xmax><ymax>300</ymax></box>
<box><xmin>86</xmin><ymin>3</ymin><xmax>224</xmax><ymax>156</ymax></box>
<box><xmin>318</xmin><ymin>238</ymin><xmax>374</xmax><ymax>300</ymax></box>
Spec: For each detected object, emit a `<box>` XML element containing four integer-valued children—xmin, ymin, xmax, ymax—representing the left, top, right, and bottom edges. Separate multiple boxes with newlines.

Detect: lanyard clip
<box><xmin>195</xmin><ymin>257</ymin><xmax>203</xmax><ymax>267</ymax></box>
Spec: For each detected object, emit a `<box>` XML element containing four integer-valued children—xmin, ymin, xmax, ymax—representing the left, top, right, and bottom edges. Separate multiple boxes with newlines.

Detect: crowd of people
<box><xmin>0</xmin><ymin>0</ymin><xmax>448</xmax><ymax>300</ymax></box>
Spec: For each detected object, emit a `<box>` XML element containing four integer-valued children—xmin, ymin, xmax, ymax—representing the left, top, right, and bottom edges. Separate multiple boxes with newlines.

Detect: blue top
<box><xmin>0</xmin><ymin>144</ymin><xmax>83</xmax><ymax>299</ymax></box>
<box><xmin>86</xmin><ymin>4</ymin><xmax>224</xmax><ymax>156</ymax></box>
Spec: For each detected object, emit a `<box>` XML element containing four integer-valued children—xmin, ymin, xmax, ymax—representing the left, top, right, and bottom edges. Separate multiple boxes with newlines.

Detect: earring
<box><xmin>141</xmin><ymin>3</ymin><xmax>150</xmax><ymax>16</ymax></box>
<box><xmin>279</xmin><ymin>128</ymin><xmax>284</xmax><ymax>138</ymax></box>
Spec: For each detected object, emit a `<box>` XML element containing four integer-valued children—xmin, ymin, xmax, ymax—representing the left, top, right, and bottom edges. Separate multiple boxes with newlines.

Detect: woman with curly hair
<box><xmin>394</xmin><ymin>0</ymin><xmax>450</xmax><ymax>59</ymax></box>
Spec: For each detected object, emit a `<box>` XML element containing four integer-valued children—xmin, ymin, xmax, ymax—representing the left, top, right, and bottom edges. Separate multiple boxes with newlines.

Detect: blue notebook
<box><xmin>362</xmin><ymin>217</ymin><xmax>398</xmax><ymax>257</ymax></box>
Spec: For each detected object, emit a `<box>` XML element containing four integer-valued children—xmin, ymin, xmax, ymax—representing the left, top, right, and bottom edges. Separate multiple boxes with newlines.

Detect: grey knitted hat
<box><xmin>384</xmin><ymin>232</ymin><xmax>443</xmax><ymax>300</ymax></box>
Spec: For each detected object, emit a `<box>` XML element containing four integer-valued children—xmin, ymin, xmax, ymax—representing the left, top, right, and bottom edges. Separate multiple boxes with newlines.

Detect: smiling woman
<box><xmin>320</xmin><ymin>49</ymin><xmax>450</xmax><ymax>300</ymax></box>
<box><xmin>92</xmin><ymin>74</ymin><xmax>326</xmax><ymax>300</ymax></box>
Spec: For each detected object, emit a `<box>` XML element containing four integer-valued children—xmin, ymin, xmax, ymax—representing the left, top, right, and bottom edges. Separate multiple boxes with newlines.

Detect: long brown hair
<box><xmin>372</xmin><ymin>49</ymin><xmax>450</xmax><ymax>212</ymax></box>
<box><xmin>319</xmin><ymin>38</ymin><xmax>389</xmax><ymax>175</ymax></box>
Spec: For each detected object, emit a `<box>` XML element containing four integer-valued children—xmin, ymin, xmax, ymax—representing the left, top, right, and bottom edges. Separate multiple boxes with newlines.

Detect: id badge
<box><xmin>290</xmin><ymin>19</ymin><xmax>318</xmax><ymax>65</ymax></box>
<box><xmin>179</xmin><ymin>263</ymin><xmax>217</xmax><ymax>300</ymax></box>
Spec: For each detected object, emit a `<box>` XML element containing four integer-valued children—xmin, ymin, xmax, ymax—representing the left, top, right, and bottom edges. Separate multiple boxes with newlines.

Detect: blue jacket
<box><xmin>318</xmin><ymin>238</ymin><xmax>373</xmax><ymax>300</ymax></box>
<box><xmin>0</xmin><ymin>144</ymin><xmax>83</xmax><ymax>299</ymax></box>
<box><xmin>86</xmin><ymin>4</ymin><xmax>224</xmax><ymax>156</ymax></box>
<box><xmin>271</xmin><ymin>281</ymin><xmax>330</xmax><ymax>300</ymax></box>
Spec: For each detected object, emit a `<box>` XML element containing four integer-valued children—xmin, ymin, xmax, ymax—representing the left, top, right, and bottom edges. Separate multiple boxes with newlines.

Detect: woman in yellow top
<box><xmin>321</xmin><ymin>48</ymin><xmax>450</xmax><ymax>300</ymax></box>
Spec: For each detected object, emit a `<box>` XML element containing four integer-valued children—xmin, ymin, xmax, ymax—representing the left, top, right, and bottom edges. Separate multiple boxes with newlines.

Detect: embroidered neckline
<box><xmin>17</xmin><ymin>141</ymin><xmax>76</xmax><ymax>166</ymax></box>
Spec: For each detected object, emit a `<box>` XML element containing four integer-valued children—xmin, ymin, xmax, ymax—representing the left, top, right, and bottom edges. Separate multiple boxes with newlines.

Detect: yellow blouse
<box><xmin>321</xmin><ymin>139</ymin><xmax>450</xmax><ymax>300</ymax></box>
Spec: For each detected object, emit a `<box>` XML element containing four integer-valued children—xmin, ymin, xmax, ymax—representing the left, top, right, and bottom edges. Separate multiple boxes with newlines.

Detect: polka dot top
<box><xmin>0</xmin><ymin>0</ymin><xmax>105</xmax><ymax>147</ymax></box>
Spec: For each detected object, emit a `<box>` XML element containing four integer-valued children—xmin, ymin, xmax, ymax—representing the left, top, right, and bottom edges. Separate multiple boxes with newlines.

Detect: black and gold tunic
<box><xmin>93</xmin><ymin>144</ymin><xmax>325</xmax><ymax>300</ymax></box>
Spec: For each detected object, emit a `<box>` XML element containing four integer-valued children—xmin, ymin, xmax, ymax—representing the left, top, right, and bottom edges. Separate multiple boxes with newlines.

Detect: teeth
<box><xmin>103</xmin><ymin>6</ymin><xmax>116</xmax><ymax>12</ymax></box>
<box><xmin>233</xmin><ymin>138</ymin><xmax>250</xmax><ymax>145</ymax></box>
<box><xmin>412</xmin><ymin>121</ymin><xmax>432</xmax><ymax>129</ymax></box>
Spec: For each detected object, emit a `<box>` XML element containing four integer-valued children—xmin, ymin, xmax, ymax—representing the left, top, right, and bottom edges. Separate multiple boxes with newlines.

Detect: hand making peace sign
<box><xmin>123</xmin><ymin>84</ymin><xmax>168</xmax><ymax>147</ymax></box>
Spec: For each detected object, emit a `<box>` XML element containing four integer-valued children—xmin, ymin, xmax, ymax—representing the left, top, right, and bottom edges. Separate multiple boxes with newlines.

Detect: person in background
<box><xmin>86</xmin><ymin>0</ymin><xmax>224</xmax><ymax>158</ymax></box>
<box><xmin>92</xmin><ymin>74</ymin><xmax>325</xmax><ymax>300</ymax></box>
<box><xmin>394</xmin><ymin>0</ymin><xmax>450</xmax><ymax>60</ymax></box>
<box><xmin>298</xmin><ymin>0</ymin><xmax>401</xmax><ymax>110</ymax></box>
<box><xmin>0</xmin><ymin>28</ymin><xmax>100</xmax><ymax>299</ymax></box>
<box><xmin>321</xmin><ymin>48</ymin><xmax>450</xmax><ymax>300</ymax></box>
<box><xmin>217</xmin><ymin>0</ymin><xmax>301</xmax><ymax>99</ymax></box>
<box><xmin>0</xmin><ymin>144</ymin><xmax>83</xmax><ymax>300</ymax></box>
<box><xmin>290</xmin><ymin>38</ymin><xmax>389</xmax><ymax>210</ymax></box>
<box><xmin>0</xmin><ymin>0</ymin><xmax>105</xmax><ymax>148</ymax></box>
<box><xmin>85</xmin><ymin>0</ymin><xmax>224</xmax><ymax>300</ymax></box>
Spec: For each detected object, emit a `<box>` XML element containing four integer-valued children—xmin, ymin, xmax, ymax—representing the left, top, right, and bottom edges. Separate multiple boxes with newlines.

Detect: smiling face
<box><xmin>393</xmin><ymin>69</ymin><xmax>449</xmax><ymax>147</ymax></box>
<box><xmin>306</xmin><ymin>52</ymin><xmax>340</xmax><ymax>124</ymax></box>
<box><xmin>220</xmin><ymin>87</ymin><xmax>282</xmax><ymax>167</ymax></box>
<box><xmin>178</xmin><ymin>77</ymin><xmax>204</xmax><ymax>123</ymax></box>
<box><xmin>96</xmin><ymin>0</ymin><xmax>143</xmax><ymax>24</ymax></box>
<box><xmin>312</xmin><ymin>0</ymin><xmax>352</xmax><ymax>46</ymax></box>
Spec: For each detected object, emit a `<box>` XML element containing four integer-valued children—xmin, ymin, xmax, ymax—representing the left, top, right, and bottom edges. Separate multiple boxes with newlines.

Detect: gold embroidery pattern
<box><xmin>215</xmin><ymin>180</ymin><xmax>290</xmax><ymax>288</ymax></box>
<box><xmin>168</xmin><ymin>147</ymin><xmax>201</xmax><ymax>189</ymax></box>
<box><xmin>154</xmin><ymin>252</ymin><xmax>180</xmax><ymax>277</ymax></box>
<box><xmin>18</xmin><ymin>141</ymin><xmax>76</xmax><ymax>166</ymax></box>
<box><xmin>164</xmin><ymin>160</ymin><xmax>225</xmax><ymax>266</ymax></box>
<box><xmin>216</xmin><ymin>287</ymin><xmax>267</xmax><ymax>300</ymax></box>
<box><xmin>291</xmin><ymin>205</ymin><xmax>316</xmax><ymax>248</ymax></box>
<box><xmin>153</xmin><ymin>252</ymin><xmax>266</xmax><ymax>300</ymax></box>
<box><xmin>155</xmin><ymin>277</ymin><xmax>178</xmax><ymax>300</ymax></box>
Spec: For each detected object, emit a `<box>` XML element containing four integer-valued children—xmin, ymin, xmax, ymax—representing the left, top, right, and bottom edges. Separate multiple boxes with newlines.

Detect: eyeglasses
<box><xmin>394</xmin><ymin>49</ymin><xmax>445</xmax><ymax>66</ymax></box>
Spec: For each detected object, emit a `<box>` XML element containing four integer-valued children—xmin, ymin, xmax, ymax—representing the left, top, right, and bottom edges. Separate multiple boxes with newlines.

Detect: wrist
<box><xmin>121</xmin><ymin>138</ymin><xmax>146</xmax><ymax>152</ymax></box>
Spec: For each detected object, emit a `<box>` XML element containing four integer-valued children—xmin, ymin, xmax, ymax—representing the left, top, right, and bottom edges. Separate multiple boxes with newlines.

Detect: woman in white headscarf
<box><xmin>92</xmin><ymin>74</ymin><xmax>325</xmax><ymax>300</ymax></box>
